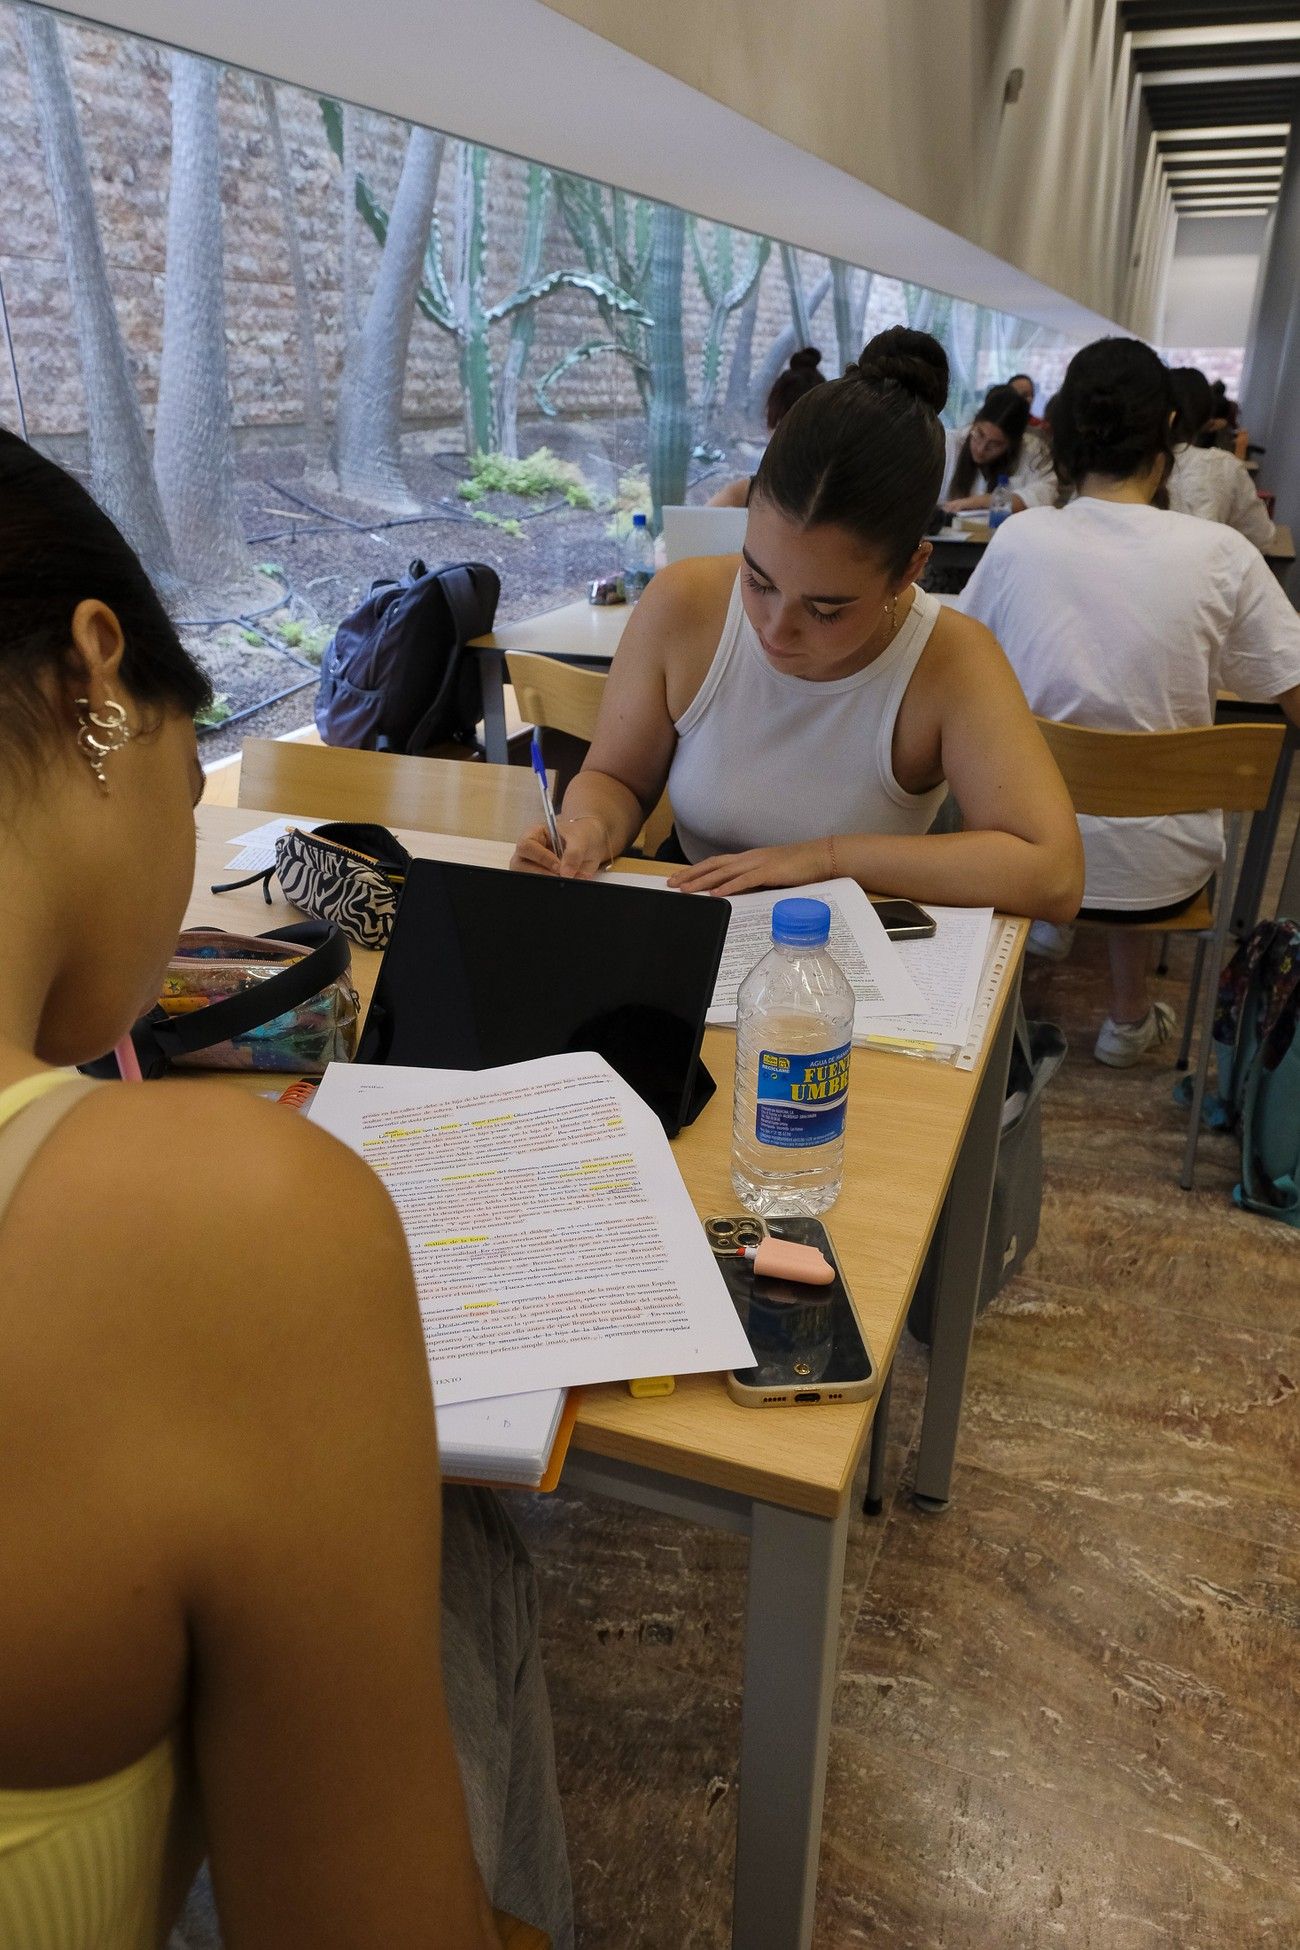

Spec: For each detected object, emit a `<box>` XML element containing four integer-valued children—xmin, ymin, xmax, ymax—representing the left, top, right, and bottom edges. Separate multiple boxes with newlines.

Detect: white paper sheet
<box><xmin>599</xmin><ymin>873</ymin><xmax>923</xmax><ymax>1027</ymax></box>
<box><xmin>856</xmin><ymin>906</ymin><xmax>995</xmax><ymax>1051</ymax></box>
<box><xmin>224</xmin><ymin>816</ymin><xmax>316</xmax><ymax>872</ymax></box>
<box><xmin>309</xmin><ymin>1053</ymin><xmax>752</xmax><ymax>1404</ymax></box>
<box><xmin>436</xmin><ymin>1387</ymin><xmax>565</xmax><ymax>1485</ymax></box>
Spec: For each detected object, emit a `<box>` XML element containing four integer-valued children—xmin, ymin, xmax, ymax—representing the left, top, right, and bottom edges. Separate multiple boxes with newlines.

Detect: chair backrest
<box><xmin>660</xmin><ymin>505</ymin><xmax>748</xmax><ymax>563</ymax></box>
<box><xmin>1035</xmin><ymin>719</ymin><xmax>1286</xmax><ymax>817</ymax></box>
<box><xmin>504</xmin><ymin>653</ymin><xmax>675</xmax><ymax>856</ymax></box>
<box><xmin>236</xmin><ymin>737</ymin><xmax>543</xmax><ymax>845</ymax></box>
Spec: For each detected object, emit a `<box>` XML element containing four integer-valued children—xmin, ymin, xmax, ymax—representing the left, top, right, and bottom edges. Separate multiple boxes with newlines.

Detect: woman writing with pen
<box><xmin>512</xmin><ymin>327</ymin><xmax>1083</xmax><ymax>924</ymax></box>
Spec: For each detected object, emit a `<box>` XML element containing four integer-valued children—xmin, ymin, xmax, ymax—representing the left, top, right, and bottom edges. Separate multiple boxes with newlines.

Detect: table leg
<box><xmin>912</xmin><ymin>972</ymin><xmax>1020</xmax><ymax>1511</ymax></box>
<box><xmin>478</xmin><ymin>646</ymin><xmax>509</xmax><ymax>764</ymax></box>
<box><xmin>732</xmin><ymin>1497</ymin><xmax>850</xmax><ymax>1950</ymax></box>
<box><xmin>1278</xmin><ymin>801</ymin><xmax>1300</xmax><ymax>919</ymax></box>
<box><xmin>1233</xmin><ymin>724</ymin><xmax>1296</xmax><ymax>934</ymax></box>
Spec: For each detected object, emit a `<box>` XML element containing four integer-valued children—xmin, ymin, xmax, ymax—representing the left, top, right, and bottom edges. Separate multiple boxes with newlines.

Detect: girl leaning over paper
<box><xmin>0</xmin><ymin>427</ymin><xmax>569</xmax><ymax>1950</ymax></box>
<box><xmin>511</xmin><ymin>327</ymin><xmax>1083</xmax><ymax>929</ymax></box>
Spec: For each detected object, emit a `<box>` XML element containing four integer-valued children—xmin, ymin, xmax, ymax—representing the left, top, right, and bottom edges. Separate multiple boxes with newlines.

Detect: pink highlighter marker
<box><xmin>114</xmin><ymin>1036</ymin><xmax>142</xmax><ymax>1082</ymax></box>
<box><xmin>730</xmin><ymin>1238</ymin><xmax>835</xmax><ymax>1285</ymax></box>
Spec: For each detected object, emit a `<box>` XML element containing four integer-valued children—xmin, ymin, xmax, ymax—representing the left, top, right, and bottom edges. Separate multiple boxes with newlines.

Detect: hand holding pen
<box><xmin>512</xmin><ymin>735</ymin><xmax>609</xmax><ymax>877</ymax></box>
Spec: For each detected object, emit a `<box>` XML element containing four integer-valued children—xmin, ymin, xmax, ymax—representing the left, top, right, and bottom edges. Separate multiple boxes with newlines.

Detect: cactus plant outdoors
<box><xmin>646</xmin><ymin>202</ymin><xmax>690</xmax><ymax>527</ymax></box>
<box><xmin>497</xmin><ymin>163</ymin><xmax>551</xmax><ymax>458</ymax></box>
<box><xmin>689</xmin><ymin>219</ymin><xmax>768</xmax><ymax>444</ymax></box>
<box><xmin>831</xmin><ymin>259</ymin><xmax>872</xmax><ymax>375</ymax></box>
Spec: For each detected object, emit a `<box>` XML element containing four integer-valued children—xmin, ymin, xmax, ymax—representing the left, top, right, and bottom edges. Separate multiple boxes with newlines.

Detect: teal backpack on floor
<box><xmin>1180</xmin><ymin>919</ymin><xmax>1300</xmax><ymax>1227</ymax></box>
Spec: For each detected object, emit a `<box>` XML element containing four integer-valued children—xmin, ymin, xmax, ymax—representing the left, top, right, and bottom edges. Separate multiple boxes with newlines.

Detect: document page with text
<box><xmin>310</xmin><ymin>1054</ymin><xmax>752</xmax><ymax>1403</ymax></box>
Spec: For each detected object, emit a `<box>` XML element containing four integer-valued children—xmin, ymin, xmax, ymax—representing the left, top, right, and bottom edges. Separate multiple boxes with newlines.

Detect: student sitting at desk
<box><xmin>961</xmin><ymin>337</ymin><xmax>1300</xmax><ymax>1066</ymax></box>
<box><xmin>1166</xmin><ymin>365</ymin><xmax>1275</xmax><ymax>553</ymax></box>
<box><xmin>708</xmin><ymin>346</ymin><xmax>826</xmax><ymax>509</ymax></box>
<box><xmin>512</xmin><ymin>327</ymin><xmax>1083</xmax><ymax>922</ymax></box>
<box><xmin>0</xmin><ymin>430</ymin><xmax>570</xmax><ymax>1950</ymax></box>
<box><xmin>939</xmin><ymin>383</ymin><xmax>1057</xmax><ymax>515</ymax></box>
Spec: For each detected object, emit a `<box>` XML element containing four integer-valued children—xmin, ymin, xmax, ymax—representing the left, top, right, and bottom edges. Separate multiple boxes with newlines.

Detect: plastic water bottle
<box><xmin>988</xmin><ymin>473</ymin><xmax>1013</xmax><ymax>530</ymax></box>
<box><xmin>731</xmin><ymin>898</ymin><xmax>855</xmax><ymax>1216</ymax></box>
<box><xmin>623</xmin><ymin>512</ymin><xmax>655</xmax><ymax>600</ymax></box>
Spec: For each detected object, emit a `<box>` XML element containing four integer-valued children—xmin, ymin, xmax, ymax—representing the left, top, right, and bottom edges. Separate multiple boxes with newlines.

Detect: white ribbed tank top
<box><xmin>668</xmin><ymin>576</ymin><xmax>948</xmax><ymax>863</ymax></box>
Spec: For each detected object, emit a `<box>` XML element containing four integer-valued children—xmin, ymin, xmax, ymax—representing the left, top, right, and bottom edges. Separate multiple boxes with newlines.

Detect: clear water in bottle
<box><xmin>731</xmin><ymin>898</ymin><xmax>855</xmax><ymax>1216</ymax></box>
<box><xmin>988</xmin><ymin>472</ymin><xmax>1013</xmax><ymax>530</ymax></box>
<box><xmin>623</xmin><ymin>511</ymin><xmax>655</xmax><ymax>600</ymax></box>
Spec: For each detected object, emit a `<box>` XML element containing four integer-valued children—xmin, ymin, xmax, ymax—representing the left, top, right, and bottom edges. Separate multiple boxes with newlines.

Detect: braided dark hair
<box><xmin>753</xmin><ymin>326</ymin><xmax>948</xmax><ymax>575</ymax></box>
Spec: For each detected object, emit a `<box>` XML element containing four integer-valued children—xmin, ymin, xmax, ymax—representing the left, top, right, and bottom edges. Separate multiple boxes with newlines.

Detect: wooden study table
<box><xmin>471</xmin><ymin>599</ymin><xmax>631</xmax><ymax>762</ymax></box>
<box><xmin>928</xmin><ymin>518</ymin><xmax>1297</xmax><ymax>595</ymax></box>
<box><xmin>189</xmin><ymin>803</ymin><xmax>1024</xmax><ymax>1950</ymax></box>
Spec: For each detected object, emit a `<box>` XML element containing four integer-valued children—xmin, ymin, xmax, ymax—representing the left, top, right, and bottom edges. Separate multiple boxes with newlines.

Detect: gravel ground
<box><xmin>195</xmin><ymin>416</ymin><xmax>764</xmax><ymax>764</ymax></box>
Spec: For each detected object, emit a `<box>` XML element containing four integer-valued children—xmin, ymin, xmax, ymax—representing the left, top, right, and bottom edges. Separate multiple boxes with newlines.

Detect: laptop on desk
<box><xmin>357</xmin><ymin>860</ymin><xmax>729</xmax><ymax>1136</ymax></box>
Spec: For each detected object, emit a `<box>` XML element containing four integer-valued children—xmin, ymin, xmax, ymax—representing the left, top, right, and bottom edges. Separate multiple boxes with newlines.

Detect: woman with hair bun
<box><xmin>962</xmin><ymin>336</ymin><xmax>1300</xmax><ymax>1065</ymax></box>
<box><xmin>514</xmin><ymin>327</ymin><xmax>1083</xmax><ymax>925</ymax></box>
<box><xmin>940</xmin><ymin>382</ymin><xmax>1057</xmax><ymax>515</ymax></box>
<box><xmin>1166</xmin><ymin>365</ymin><xmax>1274</xmax><ymax>551</ymax></box>
<box><xmin>708</xmin><ymin>346</ymin><xmax>826</xmax><ymax>508</ymax></box>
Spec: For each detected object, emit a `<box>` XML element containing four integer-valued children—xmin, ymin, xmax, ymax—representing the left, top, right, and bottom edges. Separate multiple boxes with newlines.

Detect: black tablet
<box><xmin>357</xmin><ymin>861</ymin><xmax>730</xmax><ymax>1136</ymax></box>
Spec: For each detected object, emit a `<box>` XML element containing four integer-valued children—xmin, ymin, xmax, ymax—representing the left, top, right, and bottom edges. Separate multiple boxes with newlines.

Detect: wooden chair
<box><xmin>235</xmin><ymin>737</ymin><xmax>545</xmax><ymax>846</ymax></box>
<box><xmin>1035</xmin><ymin>718</ymin><xmax>1286</xmax><ymax>1188</ymax></box>
<box><xmin>505</xmin><ymin>651</ymin><xmax>675</xmax><ymax>857</ymax></box>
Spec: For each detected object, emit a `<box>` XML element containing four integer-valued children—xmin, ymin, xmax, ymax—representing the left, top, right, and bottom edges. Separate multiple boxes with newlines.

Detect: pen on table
<box><xmin>530</xmin><ymin>731</ymin><xmax>562</xmax><ymax>861</ymax></box>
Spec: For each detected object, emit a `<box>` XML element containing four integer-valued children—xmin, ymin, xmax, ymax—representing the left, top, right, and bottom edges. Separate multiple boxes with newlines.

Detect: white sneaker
<box><xmin>1094</xmin><ymin>1001</ymin><xmax>1176</xmax><ymax>1068</ymax></box>
<box><xmin>1027</xmin><ymin>921</ymin><xmax>1076</xmax><ymax>961</ymax></box>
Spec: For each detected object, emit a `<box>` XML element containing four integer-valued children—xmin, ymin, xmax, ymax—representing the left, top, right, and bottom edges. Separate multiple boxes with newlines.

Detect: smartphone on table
<box><xmin>872</xmin><ymin>898</ymin><xmax>937</xmax><ymax>940</ymax></box>
<box><xmin>704</xmin><ymin>1214</ymin><xmax>877</xmax><ymax>1407</ymax></box>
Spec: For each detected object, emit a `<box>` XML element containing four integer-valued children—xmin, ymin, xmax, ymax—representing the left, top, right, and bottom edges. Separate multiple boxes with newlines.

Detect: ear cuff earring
<box><xmin>75</xmin><ymin>697</ymin><xmax>132</xmax><ymax>792</ymax></box>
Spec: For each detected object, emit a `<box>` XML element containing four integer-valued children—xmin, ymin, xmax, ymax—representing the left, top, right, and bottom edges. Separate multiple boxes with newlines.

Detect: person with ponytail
<box><xmin>961</xmin><ymin>337</ymin><xmax>1300</xmax><ymax>1066</ymax></box>
<box><xmin>513</xmin><ymin>327</ymin><xmax>1083</xmax><ymax>924</ymax></box>
<box><xmin>708</xmin><ymin>346</ymin><xmax>826</xmax><ymax>508</ymax></box>
<box><xmin>940</xmin><ymin>382</ymin><xmax>1057</xmax><ymax>514</ymax></box>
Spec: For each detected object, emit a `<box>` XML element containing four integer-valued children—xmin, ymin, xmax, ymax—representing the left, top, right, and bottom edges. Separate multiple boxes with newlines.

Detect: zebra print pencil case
<box><xmin>213</xmin><ymin>821</ymin><xmax>411</xmax><ymax>950</ymax></box>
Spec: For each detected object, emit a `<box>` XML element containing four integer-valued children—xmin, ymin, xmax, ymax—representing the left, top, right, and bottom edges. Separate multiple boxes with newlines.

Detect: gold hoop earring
<box><xmin>75</xmin><ymin>697</ymin><xmax>132</xmax><ymax>793</ymax></box>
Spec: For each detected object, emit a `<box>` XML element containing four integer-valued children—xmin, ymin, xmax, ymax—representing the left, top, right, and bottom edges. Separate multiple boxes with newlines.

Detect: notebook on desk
<box><xmin>357</xmin><ymin>858</ymin><xmax>730</xmax><ymax>1134</ymax></box>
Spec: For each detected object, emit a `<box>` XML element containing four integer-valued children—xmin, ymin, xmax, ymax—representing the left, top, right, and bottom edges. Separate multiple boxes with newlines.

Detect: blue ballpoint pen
<box><xmin>530</xmin><ymin>730</ymin><xmax>563</xmax><ymax>860</ymax></box>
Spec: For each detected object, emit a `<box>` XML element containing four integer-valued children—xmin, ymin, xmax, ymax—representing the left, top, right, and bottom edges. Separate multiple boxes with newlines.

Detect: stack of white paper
<box><xmin>857</xmin><ymin>906</ymin><xmax>996</xmax><ymax>1055</ymax></box>
<box><xmin>308</xmin><ymin>1052</ymin><xmax>753</xmax><ymax>1485</ymax></box>
<box><xmin>435</xmin><ymin>1389</ymin><xmax>567</xmax><ymax>1488</ymax></box>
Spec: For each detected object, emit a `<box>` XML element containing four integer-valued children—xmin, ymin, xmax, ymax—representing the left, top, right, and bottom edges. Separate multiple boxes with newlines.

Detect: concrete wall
<box><xmin>1160</xmin><ymin>216</ymin><xmax>1267</xmax><ymax>353</ymax></box>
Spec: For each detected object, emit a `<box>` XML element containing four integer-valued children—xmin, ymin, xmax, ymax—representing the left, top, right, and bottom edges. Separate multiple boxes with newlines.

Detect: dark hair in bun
<box><xmin>1169</xmin><ymin>365</ymin><xmax>1214</xmax><ymax>445</ymax></box>
<box><xmin>753</xmin><ymin>326</ymin><xmax>948</xmax><ymax>574</ymax></box>
<box><xmin>764</xmin><ymin>346</ymin><xmax>826</xmax><ymax>430</ymax></box>
<box><xmin>948</xmin><ymin>383</ymin><xmax>1031</xmax><ymax>497</ymax></box>
<box><xmin>1051</xmin><ymin>337</ymin><xmax>1175</xmax><ymax>494</ymax></box>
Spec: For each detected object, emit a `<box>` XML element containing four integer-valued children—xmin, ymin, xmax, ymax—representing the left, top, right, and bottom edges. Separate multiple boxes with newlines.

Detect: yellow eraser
<box><xmin>627</xmin><ymin>1375</ymin><xmax>676</xmax><ymax>1398</ymax></box>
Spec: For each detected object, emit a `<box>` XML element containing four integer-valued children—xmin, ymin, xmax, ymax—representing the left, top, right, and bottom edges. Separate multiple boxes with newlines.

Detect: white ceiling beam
<box><xmin>1178</xmin><ymin>205</ymin><xmax>1276</xmax><ymax>216</ymax></box>
<box><xmin>1166</xmin><ymin>164</ymin><xmax>1284</xmax><ymax>178</ymax></box>
<box><xmin>1156</xmin><ymin>123</ymin><xmax>1291</xmax><ymax>139</ymax></box>
<box><xmin>1156</xmin><ymin>145</ymin><xmax>1287</xmax><ymax>160</ymax></box>
<box><xmin>1132</xmin><ymin>23</ymin><xmax>1300</xmax><ymax>50</ymax></box>
<box><xmin>1142</xmin><ymin>63</ymin><xmax>1300</xmax><ymax>86</ymax></box>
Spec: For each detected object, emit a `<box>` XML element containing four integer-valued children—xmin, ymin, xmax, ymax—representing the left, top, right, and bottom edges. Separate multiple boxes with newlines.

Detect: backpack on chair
<box><xmin>1187</xmin><ymin>918</ymin><xmax>1300</xmax><ymax>1226</ymax></box>
<box><xmin>315</xmin><ymin>558</ymin><xmax>500</xmax><ymax>756</ymax></box>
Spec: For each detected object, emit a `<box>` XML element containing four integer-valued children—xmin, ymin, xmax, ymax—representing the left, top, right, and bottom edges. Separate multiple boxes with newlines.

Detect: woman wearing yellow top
<box><xmin>0</xmin><ymin>430</ymin><xmax>569</xmax><ymax>1949</ymax></box>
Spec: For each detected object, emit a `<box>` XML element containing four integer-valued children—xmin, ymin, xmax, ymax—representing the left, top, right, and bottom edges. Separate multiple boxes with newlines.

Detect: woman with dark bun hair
<box><xmin>708</xmin><ymin>346</ymin><xmax>826</xmax><ymax>508</ymax></box>
<box><xmin>962</xmin><ymin>336</ymin><xmax>1300</xmax><ymax>1066</ymax></box>
<box><xmin>514</xmin><ymin>327</ymin><xmax>1083</xmax><ymax>924</ymax></box>
<box><xmin>940</xmin><ymin>383</ymin><xmax>1056</xmax><ymax>514</ymax></box>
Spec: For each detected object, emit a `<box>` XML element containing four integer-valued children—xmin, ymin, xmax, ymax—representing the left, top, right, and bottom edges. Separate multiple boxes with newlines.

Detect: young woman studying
<box><xmin>708</xmin><ymin>346</ymin><xmax>826</xmax><ymax>508</ymax></box>
<box><xmin>961</xmin><ymin>337</ymin><xmax>1300</xmax><ymax>1066</ymax></box>
<box><xmin>0</xmin><ymin>431</ymin><xmax>570</xmax><ymax>1950</ymax></box>
<box><xmin>1166</xmin><ymin>365</ymin><xmax>1275</xmax><ymax>553</ymax></box>
<box><xmin>938</xmin><ymin>382</ymin><xmax>1057</xmax><ymax>514</ymax></box>
<box><xmin>512</xmin><ymin>328</ymin><xmax>1083</xmax><ymax>923</ymax></box>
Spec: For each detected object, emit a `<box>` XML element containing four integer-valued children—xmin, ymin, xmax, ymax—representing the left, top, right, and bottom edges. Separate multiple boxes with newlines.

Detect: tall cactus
<box><xmin>451</xmin><ymin>141</ymin><xmax>494</xmax><ymax>453</ymax></box>
<box><xmin>497</xmin><ymin>163</ymin><xmax>551</xmax><ymax>458</ymax></box>
<box><xmin>690</xmin><ymin>219</ymin><xmax>768</xmax><ymax>441</ymax></box>
<box><xmin>647</xmin><ymin>202</ymin><xmax>689</xmax><ymax>527</ymax></box>
<box><xmin>831</xmin><ymin>260</ymin><xmax>872</xmax><ymax>376</ymax></box>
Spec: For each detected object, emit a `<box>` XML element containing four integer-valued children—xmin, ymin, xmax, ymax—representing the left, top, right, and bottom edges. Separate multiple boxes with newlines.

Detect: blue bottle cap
<box><xmin>771</xmin><ymin>897</ymin><xmax>831</xmax><ymax>947</ymax></box>
<box><xmin>632</xmin><ymin>512</ymin><xmax>648</xmax><ymax>528</ymax></box>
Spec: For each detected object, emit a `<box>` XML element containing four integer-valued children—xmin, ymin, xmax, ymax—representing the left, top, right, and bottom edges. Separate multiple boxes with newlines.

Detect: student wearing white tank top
<box><xmin>513</xmin><ymin>327</ymin><xmax>1083</xmax><ymax>925</ymax></box>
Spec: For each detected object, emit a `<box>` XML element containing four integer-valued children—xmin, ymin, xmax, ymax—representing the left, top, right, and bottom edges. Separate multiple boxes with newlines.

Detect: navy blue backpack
<box><xmin>315</xmin><ymin>558</ymin><xmax>500</xmax><ymax>756</ymax></box>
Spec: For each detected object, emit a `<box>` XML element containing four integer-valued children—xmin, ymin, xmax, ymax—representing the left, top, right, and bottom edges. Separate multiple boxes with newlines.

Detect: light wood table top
<box><xmin>1266</xmin><ymin>521</ymin><xmax>1295</xmax><ymax>563</ymax></box>
<box><xmin>190</xmin><ymin>804</ymin><xmax>1024</xmax><ymax>1518</ymax></box>
<box><xmin>470</xmin><ymin>598</ymin><xmax>631</xmax><ymax>664</ymax></box>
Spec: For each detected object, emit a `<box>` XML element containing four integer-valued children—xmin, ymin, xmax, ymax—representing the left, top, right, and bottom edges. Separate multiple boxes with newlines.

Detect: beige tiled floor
<box><xmin>509</xmin><ymin>790</ymin><xmax>1300</xmax><ymax>1950</ymax></box>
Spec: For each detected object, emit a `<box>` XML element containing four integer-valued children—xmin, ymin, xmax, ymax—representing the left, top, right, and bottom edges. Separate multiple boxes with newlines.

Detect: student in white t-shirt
<box><xmin>939</xmin><ymin>384</ymin><xmax>1057</xmax><ymax>515</ymax></box>
<box><xmin>1167</xmin><ymin>366</ymin><xmax>1275</xmax><ymax>553</ymax></box>
<box><xmin>963</xmin><ymin>337</ymin><xmax>1300</xmax><ymax>1068</ymax></box>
